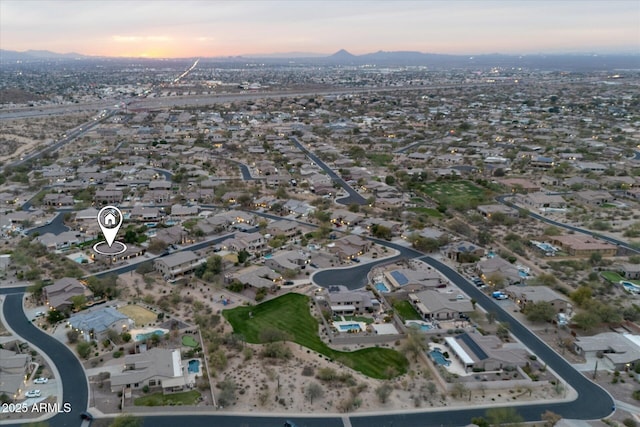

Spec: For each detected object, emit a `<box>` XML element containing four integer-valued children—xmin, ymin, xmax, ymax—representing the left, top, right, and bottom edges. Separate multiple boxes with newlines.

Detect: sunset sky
<box><xmin>1</xmin><ymin>0</ymin><xmax>638</xmax><ymax>58</ymax></box>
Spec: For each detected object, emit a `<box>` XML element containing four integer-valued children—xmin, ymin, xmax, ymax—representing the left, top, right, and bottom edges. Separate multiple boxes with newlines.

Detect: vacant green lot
<box><xmin>393</xmin><ymin>300</ymin><xmax>422</xmax><ymax>321</ymax></box>
<box><xmin>419</xmin><ymin>180</ymin><xmax>491</xmax><ymax>210</ymax></box>
<box><xmin>134</xmin><ymin>390</ymin><xmax>200</xmax><ymax>406</ymax></box>
<box><xmin>223</xmin><ymin>293</ymin><xmax>407</xmax><ymax>379</ymax></box>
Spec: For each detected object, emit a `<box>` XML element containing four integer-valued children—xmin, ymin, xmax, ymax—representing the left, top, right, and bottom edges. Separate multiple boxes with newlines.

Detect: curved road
<box><xmin>497</xmin><ymin>195</ymin><xmax>640</xmax><ymax>254</ymax></box>
<box><xmin>1</xmin><ymin>219</ymin><xmax>616</xmax><ymax>425</ymax></box>
<box><xmin>290</xmin><ymin>136</ymin><xmax>367</xmax><ymax>206</ymax></box>
<box><xmin>2</xmin><ymin>292</ymin><xmax>89</xmax><ymax>427</ymax></box>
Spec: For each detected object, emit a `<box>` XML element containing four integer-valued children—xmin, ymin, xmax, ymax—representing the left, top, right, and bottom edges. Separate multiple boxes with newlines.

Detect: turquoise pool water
<box><xmin>73</xmin><ymin>256</ymin><xmax>87</xmax><ymax>264</ymax></box>
<box><xmin>136</xmin><ymin>330</ymin><xmax>165</xmax><ymax>342</ymax></box>
<box><xmin>338</xmin><ymin>324</ymin><xmax>361</xmax><ymax>332</ymax></box>
<box><xmin>407</xmin><ymin>321</ymin><xmax>432</xmax><ymax>331</ymax></box>
<box><xmin>375</xmin><ymin>282</ymin><xmax>390</xmax><ymax>292</ymax></box>
<box><xmin>621</xmin><ymin>281</ymin><xmax>640</xmax><ymax>294</ymax></box>
<box><xmin>430</xmin><ymin>349</ymin><xmax>451</xmax><ymax>366</ymax></box>
<box><xmin>188</xmin><ymin>359</ymin><xmax>200</xmax><ymax>373</ymax></box>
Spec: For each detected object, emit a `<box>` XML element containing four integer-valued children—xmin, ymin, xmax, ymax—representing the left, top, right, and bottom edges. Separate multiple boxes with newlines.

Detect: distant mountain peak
<box><xmin>330</xmin><ymin>49</ymin><xmax>356</xmax><ymax>58</ymax></box>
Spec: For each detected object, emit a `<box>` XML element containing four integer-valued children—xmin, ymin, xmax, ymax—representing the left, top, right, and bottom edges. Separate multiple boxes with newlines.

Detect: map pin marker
<box><xmin>97</xmin><ymin>206</ymin><xmax>123</xmax><ymax>247</ymax></box>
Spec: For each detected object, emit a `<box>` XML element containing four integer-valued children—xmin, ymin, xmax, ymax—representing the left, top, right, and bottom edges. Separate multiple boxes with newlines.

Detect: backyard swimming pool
<box><xmin>333</xmin><ymin>320</ymin><xmax>365</xmax><ymax>332</ymax></box>
<box><xmin>188</xmin><ymin>359</ymin><xmax>200</xmax><ymax>374</ymax></box>
<box><xmin>430</xmin><ymin>348</ymin><xmax>451</xmax><ymax>366</ymax></box>
<box><xmin>375</xmin><ymin>282</ymin><xmax>390</xmax><ymax>293</ymax></box>
<box><xmin>135</xmin><ymin>329</ymin><xmax>166</xmax><ymax>342</ymax></box>
<box><xmin>406</xmin><ymin>321</ymin><xmax>433</xmax><ymax>331</ymax></box>
<box><xmin>621</xmin><ymin>281</ymin><xmax>640</xmax><ymax>294</ymax></box>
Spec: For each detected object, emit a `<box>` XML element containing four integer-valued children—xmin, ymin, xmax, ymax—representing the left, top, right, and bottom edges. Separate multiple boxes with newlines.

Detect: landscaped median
<box><xmin>223</xmin><ymin>293</ymin><xmax>408</xmax><ymax>379</ymax></box>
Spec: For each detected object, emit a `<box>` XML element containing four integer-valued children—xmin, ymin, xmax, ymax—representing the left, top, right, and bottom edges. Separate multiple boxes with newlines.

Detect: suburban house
<box><xmin>94</xmin><ymin>189</ymin><xmax>123</xmax><ymax>204</ymax></box>
<box><xmin>0</xmin><ymin>348</ymin><xmax>32</xmax><ymax>400</ymax></box>
<box><xmin>476</xmin><ymin>257</ymin><xmax>522</xmax><ymax>285</ymax></box>
<box><xmin>477</xmin><ymin>204</ymin><xmax>519</xmax><ymax>219</ymax></box>
<box><xmin>43</xmin><ymin>278</ymin><xmax>93</xmax><ymax>311</ymax></box>
<box><xmin>264</xmin><ymin>250</ymin><xmax>308</xmax><ymax>273</ymax></box>
<box><xmin>573</xmin><ymin>332</ymin><xmax>640</xmax><ymax>371</ymax></box>
<box><xmin>226</xmin><ymin>265</ymin><xmax>281</xmax><ymax>290</ymax></box>
<box><xmin>110</xmin><ymin>348</ymin><xmax>195</xmax><ymax>393</ymax></box>
<box><xmin>503</xmin><ymin>285</ymin><xmax>572</xmax><ymax>314</ymax></box>
<box><xmin>130</xmin><ymin>206</ymin><xmax>161</xmax><ymax>222</ymax></box>
<box><xmin>574</xmin><ymin>190</ymin><xmax>614</xmax><ymax>207</ymax></box>
<box><xmin>154</xmin><ymin>251</ymin><xmax>205</xmax><ymax>279</ymax></box>
<box><xmin>615</xmin><ymin>263</ymin><xmax>640</xmax><ymax>280</ymax></box>
<box><xmin>326</xmin><ymin>285</ymin><xmax>377</xmax><ymax>315</ymax></box>
<box><xmin>67</xmin><ymin>307</ymin><xmax>134</xmax><ymax>342</ymax></box>
<box><xmin>409</xmin><ymin>290</ymin><xmax>474</xmax><ymax>321</ymax></box>
<box><xmin>153</xmin><ymin>225</ymin><xmax>190</xmax><ymax>246</ymax></box>
<box><xmin>383</xmin><ymin>268</ymin><xmax>442</xmax><ymax>290</ymax></box>
<box><xmin>499</xmin><ymin>178</ymin><xmax>541</xmax><ymax>194</ymax></box>
<box><xmin>266</xmin><ymin>220</ymin><xmax>302</xmax><ymax>239</ymax></box>
<box><xmin>36</xmin><ymin>231</ymin><xmax>82</xmax><ymax>251</ymax></box>
<box><xmin>516</xmin><ymin>192</ymin><xmax>567</xmax><ymax>210</ymax></box>
<box><xmin>550</xmin><ymin>234</ymin><xmax>617</xmax><ymax>257</ymax></box>
<box><xmin>327</xmin><ymin>235</ymin><xmax>371</xmax><ymax>261</ymax></box>
<box><xmin>225</xmin><ymin>232</ymin><xmax>266</xmax><ymax>255</ymax></box>
<box><xmin>443</xmin><ymin>332</ymin><xmax>529</xmax><ymax>373</ymax></box>
<box><xmin>442</xmin><ymin>241</ymin><xmax>484</xmax><ymax>262</ymax></box>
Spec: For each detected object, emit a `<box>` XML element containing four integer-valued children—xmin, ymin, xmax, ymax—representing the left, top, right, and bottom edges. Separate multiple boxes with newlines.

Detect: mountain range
<box><xmin>2</xmin><ymin>48</ymin><xmax>638</xmax><ymax>70</ymax></box>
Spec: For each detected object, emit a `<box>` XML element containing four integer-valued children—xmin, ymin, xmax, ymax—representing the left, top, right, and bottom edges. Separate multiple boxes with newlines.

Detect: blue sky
<box><xmin>1</xmin><ymin>1</ymin><xmax>638</xmax><ymax>57</ymax></box>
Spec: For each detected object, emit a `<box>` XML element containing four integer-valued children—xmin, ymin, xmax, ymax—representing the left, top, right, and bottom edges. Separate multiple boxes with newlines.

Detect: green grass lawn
<box><xmin>601</xmin><ymin>271</ymin><xmax>640</xmax><ymax>285</ymax></box>
<box><xmin>407</xmin><ymin>207</ymin><xmax>443</xmax><ymax>218</ymax></box>
<box><xmin>182</xmin><ymin>335</ymin><xmax>198</xmax><ymax>347</ymax></box>
<box><xmin>419</xmin><ymin>180</ymin><xmax>491</xmax><ymax>210</ymax></box>
<box><xmin>134</xmin><ymin>390</ymin><xmax>200</xmax><ymax>406</ymax></box>
<box><xmin>366</xmin><ymin>153</ymin><xmax>394</xmax><ymax>167</ymax></box>
<box><xmin>223</xmin><ymin>293</ymin><xmax>407</xmax><ymax>379</ymax></box>
<box><xmin>393</xmin><ymin>300</ymin><xmax>422</xmax><ymax>321</ymax></box>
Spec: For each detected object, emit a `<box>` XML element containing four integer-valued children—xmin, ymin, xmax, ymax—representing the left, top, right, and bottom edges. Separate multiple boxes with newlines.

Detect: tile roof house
<box><xmin>68</xmin><ymin>307</ymin><xmax>134</xmax><ymax>341</ymax></box>
<box><xmin>574</xmin><ymin>332</ymin><xmax>640</xmax><ymax>371</ymax></box>
<box><xmin>0</xmin><ymin>348</ymin><xmax>31</xmax><ymax>400</ymax></box>
<box><xmin>153</xmin><ymin>251</ymin><xmax>205</xmax><ymax>279</ymax></box>
<box><xmin>503</xmin><ymin>285</ymin><xmax>572</xmax><ymax>314</ymax></box>
<box><xmin>409</xmin><ymin>290</ymin><xmax>474</xmax><ymax>321</ymax></box>
<box><xmin>44</xmin><ymin>277</ymin><xmax>92</xmax><ymax>311</ymax></box>
<box><xmin>444</xmin><ymin>332</ymin><xmax>529</xmax><ymax>373</ymax></box>
<box><xmin>110</xmin><ymin>348</ymin><xmax>193</xmax><ymax>393</ymax></box>
<box><xmin>326</xmin><ymin>285</ymin><xmax>377</xmax><ymax>315</ymax></box>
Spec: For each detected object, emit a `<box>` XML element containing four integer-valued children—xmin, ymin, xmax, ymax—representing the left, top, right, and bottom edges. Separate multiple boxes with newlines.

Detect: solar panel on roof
<box><xmin>390</xmin><ymin>270</ymin><xmax>409</xmax><ymax>286</ymax></box>
<box><xmin>457</xmin><ymin>333</ymin><xmax>488</xmax><ymax>360</ymax></box>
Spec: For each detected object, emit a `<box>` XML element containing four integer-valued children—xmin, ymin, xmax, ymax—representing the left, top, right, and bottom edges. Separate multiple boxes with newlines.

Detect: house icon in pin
<box><xmin>104</xmin><ymin>211</ymin><xmax>117</xmax><ymax>227</ymax></box>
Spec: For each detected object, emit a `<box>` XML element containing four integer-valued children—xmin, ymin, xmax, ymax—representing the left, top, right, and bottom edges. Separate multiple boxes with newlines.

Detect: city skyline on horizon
<box><xmin>1</xmin><ymin>0</ymin><xmax>639</xmax><ymax>59</ymax></box>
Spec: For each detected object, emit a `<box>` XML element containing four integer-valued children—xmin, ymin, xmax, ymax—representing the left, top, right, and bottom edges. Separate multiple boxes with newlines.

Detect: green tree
<box><xmin>77</xmin><ymin>341</ymin><xmax>92</xmax><ymax>359</ymax></box>
<box><xmin>375</xmin><ymin>382</ymin><xmax>393</xmax><ymax>403</ymax></box>
<box><xmin>305</xmin><ymin>382</ymin><xmax>325</xmax><ymax>404</ymax></box>
<box><xmin>71</xmin><ymin>294</ymin><xmax>86</xmax><ymax>311</ymax></box>
<box><xmin>571</xmin><ymin>310</ymin><xmax>601</xmax><ymax>331</ymax></box>
<box><xmin>570</xmin><ymin>286</ymin><xmax>593</xmax><ymax>307</ymax></box>
<box><xmin>524</xmin><ymin>301</ymin><xmax>556</xmax><ymax>323</ymax></box>
<box><xmin>486</xmin><ymin>407</ymin><xmax>523</xmax><ymax>426</ymax></box>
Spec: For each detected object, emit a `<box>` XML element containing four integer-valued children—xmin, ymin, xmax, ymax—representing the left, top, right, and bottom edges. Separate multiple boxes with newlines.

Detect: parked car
<box><xmin>33</xmin><ymin>377</ymin><xmax>48</xmax><ymax>384</ymax></box>
<box><xmin>25</xmin><ymin>390</ymin><xmax>41</xmax><ymax>398</ymax></box>
<box><xmin>80</xmin><ymin>411</ymin><xmax>94</xmax><ymax>420</ymax></box>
